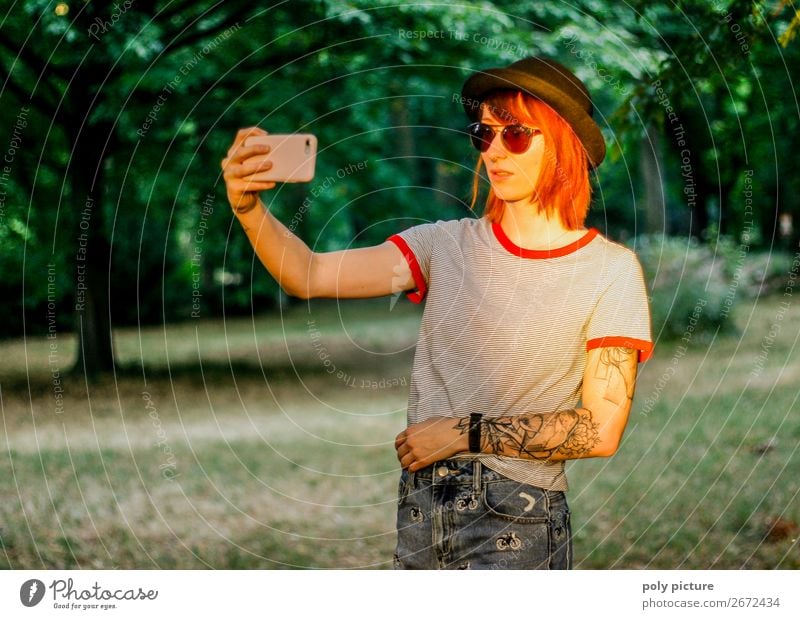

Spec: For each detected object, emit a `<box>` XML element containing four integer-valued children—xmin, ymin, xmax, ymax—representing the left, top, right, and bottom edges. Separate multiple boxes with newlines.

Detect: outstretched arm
<box><xmin>395</xmin><ymin>346</ymin><xmax>638</xmax><ymax>472</ymax></box>
<box><xmin>223</xmin><ymin>126</ymin><xmax>416</xmax><ymax>300</ymax></box>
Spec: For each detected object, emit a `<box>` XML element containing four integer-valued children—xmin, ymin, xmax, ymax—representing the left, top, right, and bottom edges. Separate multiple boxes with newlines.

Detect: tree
<box><xmin>0</xmin><ymin>1</ymin><xmax>319</xmax><ymax>377</ymax></box>
<box><xmin>3</xmin><ymin>0</ymin><xmax>588</xmax><ymax>373</ymax></box>
<box><xmin>612</xmin><ymin>1</ymin><xmax>799</xmax><ymax>245</ymax></box>
<box><xmin>5</xmin><ymin>0</ymin><xmax>795</xmax><ymax>381</ymax></box>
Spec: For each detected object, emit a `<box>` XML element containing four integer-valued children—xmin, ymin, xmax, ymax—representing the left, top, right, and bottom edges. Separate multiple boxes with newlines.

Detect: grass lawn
<box><xmin>1</xmin><ymin>295</ymin><xmax>798</xmax><ymax>569</ymax></box>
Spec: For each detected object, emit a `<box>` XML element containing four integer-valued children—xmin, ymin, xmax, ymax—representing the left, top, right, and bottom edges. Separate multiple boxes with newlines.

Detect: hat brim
<box><xmin>462</xmin><ymin>68</ymin><xmax>606</xmax><ymax>169</ymax></box>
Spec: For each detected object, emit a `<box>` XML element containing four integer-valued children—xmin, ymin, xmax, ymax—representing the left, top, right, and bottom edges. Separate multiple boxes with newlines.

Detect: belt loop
<box><xmin>473</xmin><ymin>460</ymin><xmax>482</xmax><ymax>494</ymax></box>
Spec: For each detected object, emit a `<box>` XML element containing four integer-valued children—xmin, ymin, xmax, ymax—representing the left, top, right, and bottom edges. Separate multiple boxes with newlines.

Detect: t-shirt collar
<box><xmin>491</xmin><ymin>221</ymin><xmax>599</xmax><ymax>259</ymax></box>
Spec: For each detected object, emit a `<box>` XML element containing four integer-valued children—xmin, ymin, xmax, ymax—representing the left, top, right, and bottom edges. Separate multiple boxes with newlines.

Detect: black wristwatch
<box><xmin>469</xmin><ymin>413</ymin><xmax>483</xmax><ymax>453</ymax></box>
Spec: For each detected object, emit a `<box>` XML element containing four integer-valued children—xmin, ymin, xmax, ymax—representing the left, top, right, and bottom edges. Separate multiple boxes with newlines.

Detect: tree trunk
<box><xmin>69</xmin><ymin>121</ymin><xmax>116</xmax><ymax>380</ymax></box>
<box><xmin>666</xmin><ymin>106</ymin><xmax>712</xmax><ymax>239</ymax></box>
<box><xmin>390</xmin><ymin>95</ymin><xmax>416</xmax><ymax>179</ymax></box>
<box><xmin>641</xmin><ymin>123</ymin><xmax>666</xmax><ymax>235</ymax></box>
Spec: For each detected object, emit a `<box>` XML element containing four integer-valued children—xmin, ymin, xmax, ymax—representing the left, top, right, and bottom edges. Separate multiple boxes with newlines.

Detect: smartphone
<box><xmin>243</xmin><ymin>134</ymin><xmax>318</xmax><ymax>183</ymax></box>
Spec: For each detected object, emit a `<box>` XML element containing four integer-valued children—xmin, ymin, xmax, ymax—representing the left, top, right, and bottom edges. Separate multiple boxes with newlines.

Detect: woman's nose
<box><xmin>485</xmin><ymin>132</ymin><xmax>506</xmax><ymax>159</ymax></box>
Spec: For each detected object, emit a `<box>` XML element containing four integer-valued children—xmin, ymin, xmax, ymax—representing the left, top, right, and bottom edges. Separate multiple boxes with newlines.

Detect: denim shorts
<box><xmin>393</xmin><ymin>459</ymin><xmax>572</xmax><ymax>570</ymax></box>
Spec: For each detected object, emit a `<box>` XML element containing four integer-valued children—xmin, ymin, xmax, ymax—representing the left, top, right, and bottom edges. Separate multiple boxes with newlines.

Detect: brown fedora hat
<box><xmin>461</xmin><ymin>56</ymin><xmax>606</xmax><ymax>168</ymax></box>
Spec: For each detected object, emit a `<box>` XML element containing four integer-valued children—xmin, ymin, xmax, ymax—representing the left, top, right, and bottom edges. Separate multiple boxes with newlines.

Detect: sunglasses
<box><xmin>467</xmin><ymin>122</ymin><xmax>540</xmax><ymax>154</ymax></box>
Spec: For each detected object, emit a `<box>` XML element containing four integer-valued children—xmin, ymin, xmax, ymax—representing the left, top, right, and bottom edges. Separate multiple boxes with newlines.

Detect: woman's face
<box><xmin>479</xmin><ymin>106</ymin><xmax>545</xmax><ymax>206</ymax></box>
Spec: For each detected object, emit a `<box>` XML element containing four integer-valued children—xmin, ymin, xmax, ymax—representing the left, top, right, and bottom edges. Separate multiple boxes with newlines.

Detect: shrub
<box><xmin>630</xmin><ymin>234</ymin><xmax>736</xmax><ymax>342</ymax></box>
<box><xmin>719</xmin><ymin>246</ymin><xmax>794</xmax><ymax>299</ymax></box>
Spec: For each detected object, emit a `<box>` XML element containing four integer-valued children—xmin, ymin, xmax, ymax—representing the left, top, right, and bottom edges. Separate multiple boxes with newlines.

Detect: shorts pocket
<box><xmin>482</xmin><ymin>479</ymin><xmax>550</xmax><ymax>524</ymax></box>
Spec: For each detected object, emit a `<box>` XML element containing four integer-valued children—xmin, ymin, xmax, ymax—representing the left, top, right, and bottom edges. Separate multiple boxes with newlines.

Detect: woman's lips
<box><xmin>489</xmin><ymin>169</ymin><xmax>513</xmax><ymax>181</ymax></box>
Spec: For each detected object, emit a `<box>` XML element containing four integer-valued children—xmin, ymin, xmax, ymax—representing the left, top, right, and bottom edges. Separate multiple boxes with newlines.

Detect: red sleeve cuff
<box><xmin>586</xmin><ymin>336</ymin><xmax>654</xmax><ymax>362</ymax></box>
<box><xmin>387</xmin><ymin>234</ymin><xmax>427</xmax><ymax>304</ymax></box>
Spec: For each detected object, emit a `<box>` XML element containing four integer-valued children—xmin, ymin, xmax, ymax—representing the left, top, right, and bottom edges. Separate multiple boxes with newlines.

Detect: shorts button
<box><xmin>436</xmin><ymin>466</ymin><xmax>449</xmax><ymax>478</ymax></box>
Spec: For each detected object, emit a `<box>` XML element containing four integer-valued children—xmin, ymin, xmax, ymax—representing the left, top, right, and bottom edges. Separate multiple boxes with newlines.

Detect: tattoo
<box><xmin>450</xmin><ymin>347</ymin><xmax>635</xmax><ymax>461</ymax></box>
<box><xmin>455</xmin><ymin>409</ymin><xmax>600</xmax><ymax>460</ymax></box>
<box><xmin>596</xmin><ymin>347</ymin><xmax>636</xmax><ymax>406</ymax></box>
<box><xmin>454</xmin><ymin>417</ymin><xmax>470</xmax><ymax>433</ymax></box>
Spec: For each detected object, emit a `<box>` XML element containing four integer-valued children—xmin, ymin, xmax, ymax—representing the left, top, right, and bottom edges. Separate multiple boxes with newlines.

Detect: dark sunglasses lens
<box><xmin>502</xmin><ymin>125</ymin><xmax>532</xmax><ymax>153</ymax></box>
<box><xmin>469</xmin><ymin>124</ymin><xmax>494</xmax><ymax>152</ymax></box>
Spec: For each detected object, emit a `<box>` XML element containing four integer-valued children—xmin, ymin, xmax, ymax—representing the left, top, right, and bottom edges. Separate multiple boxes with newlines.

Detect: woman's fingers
<box><xmin>222</xmin><ymin>145</ymin><xmax>271</xmax><ymax>174</ymax></box>
<box><xmin>239</xmin><ymin>156</ymin><xmax>273</xmax><ymax>177</ymax></box>
<box><xmin>236</xmin><ymin>126</ymin><xmax>268</xmax><ymax>140</ymax></box>
<box><xmin>223</xmin><ymin>126</ymin><xmax>270</xmax><ymax>166</ymax></box>
<box><xmin>222</xmin><ymin>158</ymin><xmax>273</xmax><ymax>186</ymax></box>
<box><xmin>232</xmin><ymin>126</ymin><xmax>268</xmax><ymax>152</ymax></box>
<box><xmin>232</xmin><ymin>143</ymin><xmax>271</xmax><ymax>164</ymax></box>
<box><xmin>222</xmin><ymin>127</ymin><xmax>274</xmax><ymax>213</ymax></box>
<box><xmin>396</xmin><ymin>433</ymin><xmax>413</xmax><ymax>468</ymax></box>
<box><xmin>396</xmin><ymin>438</ymin><xmax>433</xmax><ymax>471</ymax></box>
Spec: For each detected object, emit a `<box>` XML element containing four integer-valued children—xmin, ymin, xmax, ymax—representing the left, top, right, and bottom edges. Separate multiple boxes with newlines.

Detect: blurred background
<box><xmin>1</xmin><ymin>0</ymin><xmax>798</xmax><ymax>569</ymax></box>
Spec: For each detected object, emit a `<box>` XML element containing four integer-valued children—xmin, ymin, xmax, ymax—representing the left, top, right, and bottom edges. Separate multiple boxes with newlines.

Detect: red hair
<box><xmin>470</xmin><ymin>90</ymin><xmax>592</xmax><ymax>230</ymax></box>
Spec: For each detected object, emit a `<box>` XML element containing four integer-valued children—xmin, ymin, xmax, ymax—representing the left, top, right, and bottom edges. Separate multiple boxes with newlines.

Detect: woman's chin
<box><xmin>493</xmin><ymin>191</ymin><xmax>531</xmax><ymax>205</ymax></box>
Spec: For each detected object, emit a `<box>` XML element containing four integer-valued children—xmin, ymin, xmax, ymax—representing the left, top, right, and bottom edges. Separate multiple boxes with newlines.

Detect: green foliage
<box><xmin>711</xmin><ymin>233</ymin><xmax>796</xmax><ymax>298</ymax></box>
<box><xmin>1</xmin><ymin>0</ymin><xmax>798</xmax><ymax>342</ymax></box>
<box><xmin>633</xmin><ymin>234</ymin><xmax>736</xmax><ymax>341</ymax></box>
<box><xmin>636</xmin><ymin>228</ymin><xmax>795</xmax><ymax>343</ymax></box>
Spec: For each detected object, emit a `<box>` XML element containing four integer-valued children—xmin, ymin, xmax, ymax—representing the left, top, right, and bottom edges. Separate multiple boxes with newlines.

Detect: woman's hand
<box><xmin>395</xmin><ymin>416</ymin><xmax>469</xmax><ymax>472</ymax></box>
<box><xmin>221</xmin><ymin>127</ymin><xmax>277</xmax><ymax>214</ymax></box>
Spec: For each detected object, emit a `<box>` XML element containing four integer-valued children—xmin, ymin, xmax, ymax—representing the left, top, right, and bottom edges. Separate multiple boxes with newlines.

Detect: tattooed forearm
<box><xmin>454</xmin><ymin>409</ymin><xmax>601</xmax><ymax>460</ymax></box>
<box><xmin>449</xmin><ymin>348</ymin><xmax>637</xmax><ymax>462</ymax></box>
<box><xmin>596</xmin><ymin>347</ymin><xmax>636</xmax><ymax>406</ymax></box>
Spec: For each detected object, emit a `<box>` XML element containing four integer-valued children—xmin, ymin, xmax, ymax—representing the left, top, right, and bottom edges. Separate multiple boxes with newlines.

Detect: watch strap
<box><xmin>468</xmin><ymin>413</ymin><xmax>483</xmax><ymax>453</ymax></box>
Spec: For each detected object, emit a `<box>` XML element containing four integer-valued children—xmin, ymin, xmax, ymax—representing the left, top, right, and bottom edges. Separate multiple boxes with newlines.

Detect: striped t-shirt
<box><xmin>387</xmin><ymin>216</ymin><xmax>653</xmax><ymax>491</ymax></box>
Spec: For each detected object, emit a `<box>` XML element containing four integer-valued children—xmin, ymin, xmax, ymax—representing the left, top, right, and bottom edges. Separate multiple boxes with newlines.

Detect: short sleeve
<box><xmin>386</xmin><ymin>221</ymin><xmax>447</xmax><ymax>303</ymax></box>
<box><xmin>586</xmin><ymin>251</ymin><xmax>654</xmax><ymax>362</ymax></box>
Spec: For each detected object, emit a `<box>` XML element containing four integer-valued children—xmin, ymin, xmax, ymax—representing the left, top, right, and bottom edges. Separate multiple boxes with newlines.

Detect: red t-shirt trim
<box><xmin>492</xmin><ymin>222</ymin><xmax>599</xmax><ymax>259</ymax></box>
<box><xmin>387</xmin><ymin>234</ymin><xmax>427</xmax><ymax>303</ymax></box>
<box><xmin>586</xmin><ymin>336</ymin><xmax>654</xmax><ymax>362</ymax></box>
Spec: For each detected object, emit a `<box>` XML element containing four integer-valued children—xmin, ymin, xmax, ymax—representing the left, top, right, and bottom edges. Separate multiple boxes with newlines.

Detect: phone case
<box><xmin>243</xmin><ymin>134</ymin><xmax>317</xmax><ymax>183</ymax></box>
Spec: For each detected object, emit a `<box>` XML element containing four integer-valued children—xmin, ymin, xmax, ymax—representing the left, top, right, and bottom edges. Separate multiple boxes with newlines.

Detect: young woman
<box><xmin>221</xmin><ymin>57</ymin><xmax>653</xmax><ymax>569</ymax></box>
